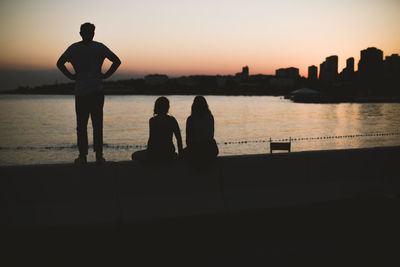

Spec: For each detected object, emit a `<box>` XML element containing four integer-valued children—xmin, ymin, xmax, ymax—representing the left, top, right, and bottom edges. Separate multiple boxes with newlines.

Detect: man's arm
<box><xmin>56</xmin><ymin>55</ymin><xmax>76</xmax><ymax>80</ymax></box>
<box><xmin>102</xmin><ymin>52</ymin><xmax>121</xmax><ymax>79</ymax></box>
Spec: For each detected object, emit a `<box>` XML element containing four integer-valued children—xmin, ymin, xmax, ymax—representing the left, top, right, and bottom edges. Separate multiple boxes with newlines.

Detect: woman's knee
<box><xmin>132</xmin><ymin>150</ymin><xmax>147</xmax><ymax>161</ymax></box>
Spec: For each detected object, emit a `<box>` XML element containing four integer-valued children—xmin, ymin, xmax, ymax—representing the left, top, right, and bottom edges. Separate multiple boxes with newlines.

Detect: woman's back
<box><xmin>148</xmin><ymin>115</ymin><xmax>178</xmax><ymax>154</ymax></box>
<box><xmin>132</xmin><ymin>96</ymin><xmax>183</xmax><ymax>162</ymax></box>
<box><xmin>186</xmin><ymin>114</ymin><xmax>214</xmax><ymax>145</ymax></box>
<box><xmin>185</xmin><ymin>96</ymin><xmax>218</xmax><ymax>162</ymax></box>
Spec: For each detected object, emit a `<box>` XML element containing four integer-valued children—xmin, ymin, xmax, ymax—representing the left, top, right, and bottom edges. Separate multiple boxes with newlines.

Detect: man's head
<box><xmin>80</xmin><ymin>22</ymin><xmax>95</xmax><ymax>43</ymax></box>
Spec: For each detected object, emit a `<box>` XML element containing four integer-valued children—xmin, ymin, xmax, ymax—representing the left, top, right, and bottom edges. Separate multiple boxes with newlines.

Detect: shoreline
<box><xmin>2</xmin><ymin>92</ymin><xmax>400</xmax><ymax>103</ymax></box>
<box><xmin>1</xmin><ymin>145</ymin><xmax>398</xmax><ymax>167</ymax></box>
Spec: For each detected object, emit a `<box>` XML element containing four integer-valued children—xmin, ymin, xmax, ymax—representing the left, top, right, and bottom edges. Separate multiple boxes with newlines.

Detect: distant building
<box><xmin>384</xmin><ymin>54</ymin><xmax>400</xmax><ymax>78</ymax></box>
<box><xmin>319</xmin><ymin>55</ymin><xmax>338</xmax><ymax>83</ymax></box>
<box><xmin>346</xmin><ymin>57</ymin><xmax>354</xmax><ymax>72</ymax></box>
<box><xmin>326</xmin><ymin>55</ymin><xmax>338</xmax><ymax>82</ymax></box>
<box><xmin>216</xmin><ymin>75</ymin><xmax>227</xmax><ymax>88</ymax></box>
<box><xmin>358</xmin><ymin>47</ymin><xmax>383</xmax><ymax>80</ymax></box>
<box><xmin>242</xmin><ymin>66</ymin><xmax>249</xmax><ymax>77</ymax></box>
<box><xmin>308</xmin><ymin>65</ymin><xmax>317</xmax><ymax>80</ymax></box>
<box><xmin>383</xmin><ymin>54</ymin><xmax>400</xmax><ymax>95</ymax></box>
<box><xmin>319</xmin><ymin>61</ymin><xmax>326</xmax><ymax>81</ymax></box>
<box><xmin>385</xmin><ymin>53</ymin><xmax>400</xmax><ymax>62</ymax></box>
<box><xmin>340</xmin><ymin>57</ymin><xmax>355</xmax><ymax>81</ymax></box>
<box><xmin>145</xmin><ymin>74</ymin><xmax>169</xmax><ymax>85</ymax></box>
<box><xmin>235</xmin><ymin>66</ymin><xmax>249</xmax><ymax>78</ymax></box>
<box><xmin>272</xmin><ymin>67</ymin><xmax>299</xmax><ymax>91</ymax></box>
<box><xmin>235</xmin><ymin>65</ymin><xmax>250</xmax><ymax>82</ymax></box>
<box><xmin>276</xmin><ymin>67</ymin><xmax>299</xmax><ymax>78</ymax></box>
<box><xmin>176</xmin><ymin>76</ymin><xmax>195</xmax><ymax>87</ymax></box>
<box><xmin>270</xmin><ymin>77</ymin><xmax>296</xmax><ymax>90</ymax></box>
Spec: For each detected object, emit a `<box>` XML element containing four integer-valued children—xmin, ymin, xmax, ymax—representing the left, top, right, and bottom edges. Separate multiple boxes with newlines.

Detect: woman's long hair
<box><xmin>191</xmin><ymin>96</ymin><xmax>212</xmax><ymax>117</ymax></box>
<box><xmin>153</xmin><ymin>96</ymin><xmax>169</xmax><ymax>116</ymax></box>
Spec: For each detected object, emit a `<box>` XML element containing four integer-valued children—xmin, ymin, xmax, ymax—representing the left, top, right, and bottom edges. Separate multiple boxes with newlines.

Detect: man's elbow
<box><xmin>111</xmin><ymin>55</ymin><xmax>121</xmax><ymax>66</ymax></box>
<box><xmin>56</xmin><ymin>58</ymin><xmax>64</xmax><ymax>69</ymax></box>
<box><xmin>114</xmin><ymin>58</ymin><xmax>121</xmax><ymax>67</ymax></box>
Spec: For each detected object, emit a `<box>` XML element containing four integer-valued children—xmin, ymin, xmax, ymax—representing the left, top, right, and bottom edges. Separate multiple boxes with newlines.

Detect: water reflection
<box><xmin>0</xmin><ymin>95</ymin><xmax>400</xmax><ymax>165</ymax></box>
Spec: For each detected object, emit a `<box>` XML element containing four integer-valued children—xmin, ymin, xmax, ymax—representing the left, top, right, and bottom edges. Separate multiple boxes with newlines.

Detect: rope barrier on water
<box><xmin>0</xmin><ymin>132</ymin><xmax>399</xmax><ymax>151</ymax></box>
<box><xmin>219</xmin><ymin>132</ymin><xmax>400</xmax><ymax>145</ymax></box>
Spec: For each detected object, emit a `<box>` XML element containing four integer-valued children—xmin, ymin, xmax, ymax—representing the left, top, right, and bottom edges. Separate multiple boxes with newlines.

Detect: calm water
<box><xmin>0</xmin><ymin>94</ymin><xmax>399</xmax><ymax>165</ymax></box>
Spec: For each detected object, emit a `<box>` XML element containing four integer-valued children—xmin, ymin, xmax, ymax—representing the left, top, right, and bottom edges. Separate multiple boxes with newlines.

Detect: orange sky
<box><xmin>0</xmin><ymin>0</ymin><xmax>399</xmax><ymax>78</ymax></box>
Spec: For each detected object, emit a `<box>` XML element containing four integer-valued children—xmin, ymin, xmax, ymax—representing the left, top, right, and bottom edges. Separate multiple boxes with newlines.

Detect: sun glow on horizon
<box><xmin>0</xmin><ymin>0</ymin><xmax>399</xmax><ymax>79</ymax></box>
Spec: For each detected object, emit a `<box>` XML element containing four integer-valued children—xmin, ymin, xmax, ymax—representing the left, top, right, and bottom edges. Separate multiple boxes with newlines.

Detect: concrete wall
<box><xmin>1</xmin><ymin>146</ymin><xmax>399</xmax><ymax>228</ymax></box>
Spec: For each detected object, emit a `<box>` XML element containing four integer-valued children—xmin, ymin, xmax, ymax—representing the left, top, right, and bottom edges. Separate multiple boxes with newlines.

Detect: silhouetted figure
<box><xmin>57</xmin><ymin>22</ymin><xmax>121</xmax><ymax>164</ymax></box>
<box><xmin>184</xmin><ymin>96</ymin><xmax>218</xmax><ymax>165</ymax></box>
<box><xmin>132</xmin><ymin>97</ymin><xmax>183</xmax><ymax>163</ymax></box>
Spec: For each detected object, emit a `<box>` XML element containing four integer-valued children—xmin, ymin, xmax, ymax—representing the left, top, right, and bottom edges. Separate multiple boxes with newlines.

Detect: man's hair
<box><xmin>80</xmin><ymin>22</ymin><xmax>95</xmax><ymax>32</ymax></box>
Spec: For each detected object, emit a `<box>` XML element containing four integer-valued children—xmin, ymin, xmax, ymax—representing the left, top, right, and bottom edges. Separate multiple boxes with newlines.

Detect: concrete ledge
<box><xmin>1</xmin><ymin>146</ymin><xmax>399</xmax><ymax>227</ymax></box>
<box><xmin>115</xmin><ymin>161</ymin><xmax>225</xmax><ymax>223</ymax></box>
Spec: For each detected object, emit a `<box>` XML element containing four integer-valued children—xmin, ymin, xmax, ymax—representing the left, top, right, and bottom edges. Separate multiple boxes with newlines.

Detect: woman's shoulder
<box><xmin>149</xmin><ymin>115</ymin><xmax>165</xmax><ymax>124</ymax></box>
<box><xmin>151</xmin><ymin>114</ymin><xmax>169</xmax><ymax>120</ymax></box>
<box><xmin>167</xmin><ymin>115</ymin><xmax>180</xmax><ymax>127</ymax></box>
<box><xmin>166</xmin><ymin>115</ymin><xmax>177</xmax><ymax>121</ymax></box>
<box><xmin>192</xmin><ymin>113</ymin><xmax>214</xmax><ymax>121</ymax></box>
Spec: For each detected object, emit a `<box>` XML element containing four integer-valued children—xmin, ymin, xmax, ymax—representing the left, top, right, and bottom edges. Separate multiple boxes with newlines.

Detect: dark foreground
<box><xmin>2</xmin><ymin>146</ymin><xmax>400</xmax><ymax>266</ymax></box>
<box><xmin>4</xmin><ymin>195</ymin><xmax>400</xmax><ymax>266</ymax></box>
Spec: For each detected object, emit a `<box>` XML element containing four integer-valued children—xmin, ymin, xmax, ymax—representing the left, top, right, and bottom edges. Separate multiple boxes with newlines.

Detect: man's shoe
<box><xmin>74</xmin><ymin>155</ymin><xmax>87</xmax><ymax>165</ymax></box>
<box><xmin>96</xmin><ymin>155</ymin><xmax>106</xmax><ymax>165</ymax></box>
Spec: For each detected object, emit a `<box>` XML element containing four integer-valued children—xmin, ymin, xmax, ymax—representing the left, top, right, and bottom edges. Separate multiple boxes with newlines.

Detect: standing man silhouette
<box><xmin>57</xmin><ymin>22</ymin><xmax>121</xmax><ymax>164</ymax></box>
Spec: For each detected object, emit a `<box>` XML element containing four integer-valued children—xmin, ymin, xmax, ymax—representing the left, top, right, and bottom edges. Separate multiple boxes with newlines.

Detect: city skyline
<box><xmin>0</xmin><ymin>0</ymin><xmax>399</xmax><ymax>89</ymax></box>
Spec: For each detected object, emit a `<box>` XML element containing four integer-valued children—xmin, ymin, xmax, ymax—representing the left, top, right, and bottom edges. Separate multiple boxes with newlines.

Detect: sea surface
<box><xmin>1</xmin><ymin>94</ymin><xmax>400</xmax><ymax>166</ymax></box>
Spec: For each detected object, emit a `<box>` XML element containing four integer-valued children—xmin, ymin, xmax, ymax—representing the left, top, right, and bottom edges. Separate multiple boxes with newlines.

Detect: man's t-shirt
<box><xmin>62</xmin><ymin>41</ymin><xmax>113</xmax><ymax>96</ymax></box>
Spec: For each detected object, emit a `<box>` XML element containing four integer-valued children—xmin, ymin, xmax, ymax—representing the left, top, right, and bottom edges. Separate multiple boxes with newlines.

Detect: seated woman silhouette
<box><xmin>132</xmin><ymin>96</ymin><xmax>183</xmax><ymax>162</ymax></box>
<box><xmin>184</xmin><ymin>96</ymin><xmax>218</xmax><ymax>163</ymax></box>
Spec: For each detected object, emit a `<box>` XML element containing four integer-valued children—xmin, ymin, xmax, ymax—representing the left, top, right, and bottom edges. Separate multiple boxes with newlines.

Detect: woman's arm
<box><xmin>147</xmin><ymin>118</ymin><xmax>154</xmax><ymax>149</ymax></box>
<box><xmin>185</xmin><ymin>116</ymin><xmax>193</xmax><ymax>147</ymax></box>
<box><xmin>173</xmin><ymin>118</ymin><xmax>183</xmax><ymax>155</ymax></box>
<box><xmin>210</xmin><ymin>115</ymin><xmax>215</xmax><ymax>138</ymax></box>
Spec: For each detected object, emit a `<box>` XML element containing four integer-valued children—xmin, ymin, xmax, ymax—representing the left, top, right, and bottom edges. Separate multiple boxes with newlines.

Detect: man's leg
<box><xmin>90</xmin><ymin>92</ymin><xmax>105</xmax><ymax>162</ymax></box>
<box><xmin>75</xmin><ymin>95</ymin><xmax>90</xmax><ymax>162</ymax></box>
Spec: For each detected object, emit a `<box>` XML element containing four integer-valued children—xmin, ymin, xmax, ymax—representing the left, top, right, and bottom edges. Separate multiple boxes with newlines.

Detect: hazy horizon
<box><xmin>1</xmin><ymin>0</ymin><xmax>399</xmax><ymax>90</ymax></box>
<box><xmin>0</xmin><ymin>68</ymin><xmax>148</xmax><ymax>91</ymax></box>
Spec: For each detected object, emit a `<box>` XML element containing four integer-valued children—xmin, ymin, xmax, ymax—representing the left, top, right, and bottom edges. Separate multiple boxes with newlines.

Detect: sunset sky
<box><xmin>0</xmin><ymin>0</ymin><xmax>399</xmax><ymax>88</ymax></box>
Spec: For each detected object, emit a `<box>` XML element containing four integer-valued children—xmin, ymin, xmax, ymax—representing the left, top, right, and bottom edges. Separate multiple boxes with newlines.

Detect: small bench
<box><xmin>270</xmin><ymin>137</ymin><xmax>291</xmax><ymax>153</ymax></box>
